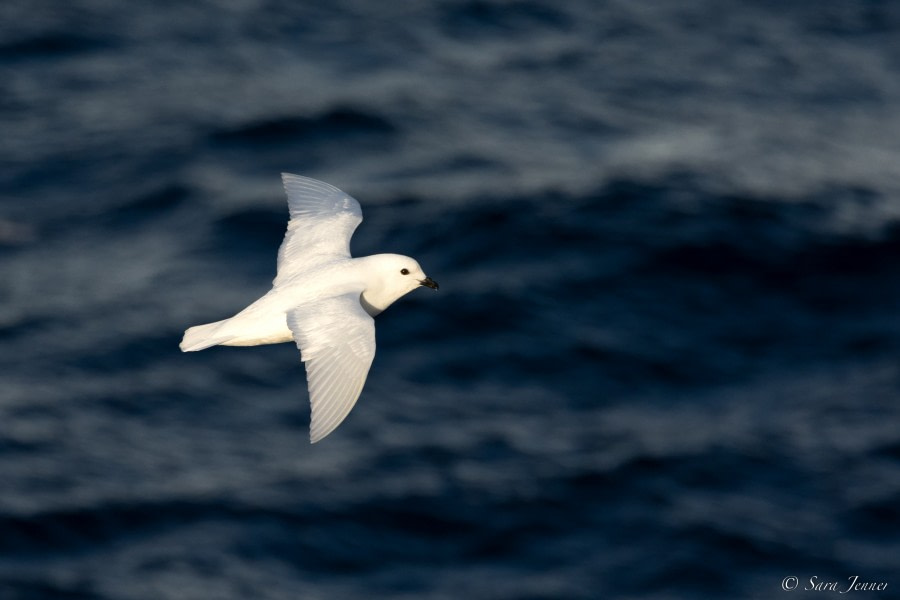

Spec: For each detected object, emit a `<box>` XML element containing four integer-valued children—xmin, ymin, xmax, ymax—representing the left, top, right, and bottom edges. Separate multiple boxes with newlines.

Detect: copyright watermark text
<box><xmin>782</xmin><ymin>576</ymin><xmax>889</xmax><ymax>593</ymax></box>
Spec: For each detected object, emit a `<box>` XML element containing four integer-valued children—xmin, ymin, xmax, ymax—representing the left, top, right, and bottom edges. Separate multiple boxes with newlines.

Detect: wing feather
<box><xmin>275</xmin><ymin>174</ymin><xmax>363</xmax><ymax>286</ymax></box>
<box><xmin>287</xmin><ymin>292</ymin><xmax>376</xmax><ymax>443</ymax></box>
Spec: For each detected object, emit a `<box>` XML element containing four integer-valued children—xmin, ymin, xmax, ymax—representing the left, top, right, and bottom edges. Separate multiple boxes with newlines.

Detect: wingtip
<box><xmin>309</xmin><ymin>420</ymin><xmax>343</xmax><ymax>444</ymax></box>
<box><xmin>309</xmin><ymin>425</ymin><xmax>332</xmax><ymax>444</ymax></box>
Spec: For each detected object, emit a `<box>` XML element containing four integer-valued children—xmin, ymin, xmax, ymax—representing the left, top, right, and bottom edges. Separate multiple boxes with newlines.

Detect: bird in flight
<box><xmin>181</xmin><ymin>174</ymin><xmax>439</xmax><ymax>443</ymax></box>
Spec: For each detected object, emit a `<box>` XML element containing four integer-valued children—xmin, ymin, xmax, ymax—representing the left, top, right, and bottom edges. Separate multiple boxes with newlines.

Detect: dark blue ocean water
<box><xmin>2</xmin><ymin>1</ymin><xmax>900</xmax><ymax>598</ymax></box>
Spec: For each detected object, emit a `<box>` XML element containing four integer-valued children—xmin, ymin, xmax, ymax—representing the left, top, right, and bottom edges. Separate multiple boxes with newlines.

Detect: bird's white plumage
<box><xmin>275</xmin><ymin>174</ymin><xmax>363</xmax><ymax>285</ymax></box>
<box><xmin>180</xmin><ymin>173</ymin><xmax>437</xmax><ymax>443</ymax></box>
<box><xmin>287</xmin><ymin>293</ymin><xmax>375</xmax><ymax>443</ymax></box>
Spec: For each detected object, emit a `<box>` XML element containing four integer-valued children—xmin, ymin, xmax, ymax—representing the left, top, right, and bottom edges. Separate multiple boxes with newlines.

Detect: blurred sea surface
<box><xmin>2</xmin><ymin>1</ymin><xmax>900</xmax><ymax>598</ymax></box>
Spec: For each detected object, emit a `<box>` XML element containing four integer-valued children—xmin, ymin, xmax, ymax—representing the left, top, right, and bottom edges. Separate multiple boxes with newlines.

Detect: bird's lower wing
<box><xmin>287</xmin><ymin>292</ymin><xmax>376</xmax><ymax>443</ymax></box>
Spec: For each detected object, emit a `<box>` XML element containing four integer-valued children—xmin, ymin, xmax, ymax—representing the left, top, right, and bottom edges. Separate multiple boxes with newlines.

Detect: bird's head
<box><xmin>360</xmin><ymin>254</ymin><xmax>438</xmax><ymax>316</ymax></box>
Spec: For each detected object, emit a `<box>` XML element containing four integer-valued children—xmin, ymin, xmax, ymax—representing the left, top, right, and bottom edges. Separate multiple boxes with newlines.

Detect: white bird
<box><xmin>180</xmin><ymin>174</ymin><xmax>439</xmax><ymax>443</ymax></box>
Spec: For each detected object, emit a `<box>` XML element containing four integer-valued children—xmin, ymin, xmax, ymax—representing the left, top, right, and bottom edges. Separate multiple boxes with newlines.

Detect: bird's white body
<box><xmin>180</xmin><ymin>174</ymin><xmax>438</xmax><ymax>442</ymax></box>
<box><xmin>181</xmin><ymin>255</ymin><xmax>408</xmax><ymax>350</ymax></box>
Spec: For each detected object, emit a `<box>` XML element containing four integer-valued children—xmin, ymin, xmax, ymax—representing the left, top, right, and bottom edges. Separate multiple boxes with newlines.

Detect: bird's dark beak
<box><xmin>419</xmin><ymin>277</ymin><xmax>439</xmax><ymax>290</ymax></box>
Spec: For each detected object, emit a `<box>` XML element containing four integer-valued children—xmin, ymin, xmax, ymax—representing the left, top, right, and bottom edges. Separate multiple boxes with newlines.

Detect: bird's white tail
<box><xmin>180</xmin><ymin>320</ymin><xmax>229</xmax><ymax>352</ymax></box>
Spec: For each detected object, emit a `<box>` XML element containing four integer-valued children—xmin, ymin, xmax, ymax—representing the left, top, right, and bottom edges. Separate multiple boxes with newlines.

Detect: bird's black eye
<box><xmin>400</xmin><ymin>268</ymin><xmax>410</xmax><ymax>275</ymax></box>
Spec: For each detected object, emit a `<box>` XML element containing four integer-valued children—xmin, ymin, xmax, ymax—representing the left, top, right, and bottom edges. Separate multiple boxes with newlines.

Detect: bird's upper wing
<box><xmin>287</xmin><ymin>292</ymin><xmax>376</xmax><ymax>443</ymax></box>
<box><xmin>275</xmin><ymin>174</ymin><xmax>363</xmax><ymax>286</ymax></box>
